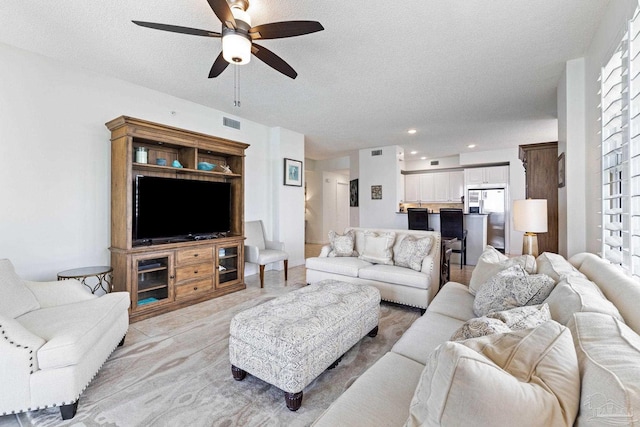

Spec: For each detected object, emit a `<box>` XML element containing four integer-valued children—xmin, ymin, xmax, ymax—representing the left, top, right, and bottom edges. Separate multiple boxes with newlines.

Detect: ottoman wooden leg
<box><xmin>231</xmin><ymin>365</ymin><xmax>247</xmax><ymax>381</ymax></box>
<box><xmin>285</xmin><ymin>391</ymin><xmax>303</xmax><ymax>411</ymax></box>
<box><xmin>368</xmin><ymin>326</ymin><xmax>379</xmax><ymax>337</ymax></box>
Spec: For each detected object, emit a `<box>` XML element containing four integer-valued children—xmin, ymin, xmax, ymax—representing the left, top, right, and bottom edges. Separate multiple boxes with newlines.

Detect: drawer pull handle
<box><xmin>194</xmin><ymin>270</ymin><xmax>198</xmax><ymax>274</ymax></box>
<box><xmin>194</xmin><ymin>254</ymin><xmax>199</xmax><ymax>257</ymax></box>
<box><xmin>193</xmin><ymin>287</ymin><xmax>198</xmax><ymax>291</ymax></box>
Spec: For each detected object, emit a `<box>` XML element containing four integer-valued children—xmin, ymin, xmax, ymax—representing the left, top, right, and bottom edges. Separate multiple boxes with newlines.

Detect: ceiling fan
<box><xmin>133</xmin><ymin>0</ymin><xmax>324</xmax><ymax>79</ymax></box>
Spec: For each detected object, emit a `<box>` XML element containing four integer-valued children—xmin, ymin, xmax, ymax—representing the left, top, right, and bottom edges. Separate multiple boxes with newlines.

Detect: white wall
<box><xmin>349</xmin><ymin>151</ymin><xmax>360</xmax><ymax>227</ymax></box>
<box><xmin>0</xmin><ymin>42</ymin><xmax>303</xmax><ymax>280</ymax></box>
<box><xmin>583</xmin><ymin>0</ymin><xmax>638</xmax><ymax>255</ymax></box>
<box><xmin>359</xmin><ymin>146</ymin><xmax>406</xmax><ymax>229</ymax></box>
<box><xmin>270</xmin><ymin>127</ymin><xmax>306</xmax><ymax>269</ymax></box>
<box><xmin>557</xmin><ymin>58</ymin><xmax>587</xmax><ymax>258</ymax></box>
<box><xmin>404</xmin><ymin>155</ymin><xmax>461</xmax><ymax>171</ymax></box>
<box><xmin>460</xmin><ymin>148</ymin><xmax>526</xmax><ymax>255</ymax></box>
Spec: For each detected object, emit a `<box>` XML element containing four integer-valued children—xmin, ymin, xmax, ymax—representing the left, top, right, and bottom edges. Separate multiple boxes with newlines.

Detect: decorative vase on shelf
<box><xmin>197</xmin><ymin>161</ymin><xmax>216</xmax><ymax>171</ymax></box>
<box><xmin>172</xmin><ymin>160</ymin><xmax>183</xmax><ymax>168</ymax></box>
<box><xmin>135</xmin><ymin>147</ymin><xmax>148</xmax><ymax>164</ymax></box>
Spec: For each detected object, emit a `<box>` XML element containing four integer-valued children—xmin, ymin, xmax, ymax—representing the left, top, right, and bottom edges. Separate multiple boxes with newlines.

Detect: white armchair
<box><xmin>0</xmin><ymin>259</ymin><xmax>130</xmax><ymax>420</ymax></box>
<box><xmin>244</xmin><ymin>220</ymin><xmax>289</xmax><ymax>288</ymax></box>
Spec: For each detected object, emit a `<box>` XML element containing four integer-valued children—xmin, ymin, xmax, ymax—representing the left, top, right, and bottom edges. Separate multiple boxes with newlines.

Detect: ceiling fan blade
<box><xmin>209</xmin><ymin>52</ymin><xmax>229</xmax><ymax>78</ymax></box>
<box><xmin>132</xmin><ymin>21</ymin><xmax>221</xmax><ymax>37</ymax></box>
<box><xmin>251</xmin><ymin>43</ymin><xmax>297</xmax><ymax>79</ymax></box>
<box><xmin>206</xmin><ymin>0</ymin><xmax>237</xmax><ymax>29</ymax></box>
<box><xmin>249</xmin><ymin>21</ymin><xmax>324</xmax><ymax>40</ymax></box>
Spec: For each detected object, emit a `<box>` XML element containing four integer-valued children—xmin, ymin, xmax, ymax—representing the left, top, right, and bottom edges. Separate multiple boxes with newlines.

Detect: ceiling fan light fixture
<box><xmin>222</xmin><ymin>31</ymin><xmax>251</xmax><ymax>64</ymax></box>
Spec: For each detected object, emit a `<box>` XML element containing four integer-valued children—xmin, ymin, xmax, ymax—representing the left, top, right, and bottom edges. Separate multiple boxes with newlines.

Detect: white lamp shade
<box><xmin>222</xmin><ymin>33</ymin><xmax>251</xmax><ymax>64</ymax></box>
<box><xmin>513</xmin><ymin>199</ymin><xmax>548</xmax><ymax>233</ymax></box>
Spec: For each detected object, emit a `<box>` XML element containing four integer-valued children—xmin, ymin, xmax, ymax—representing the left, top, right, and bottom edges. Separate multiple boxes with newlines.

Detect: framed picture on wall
<box><xmin>284</xmin><ymin>158</ymin><xmax>303</xmax><ymax>186</ymax></box>
<box><xmin>350</xmin><ymin>179</ymin><xmax>359</xmax><ymax>207</ymax></box>
<box><xmin>558</xmin><ymin>152</ymin><xmax>565</xmax><ymax>188</ymax></box>
<box><xmin>371</xmin><ymin>185</ymin><xmax>382</xmax><ymax>200</ymax></box>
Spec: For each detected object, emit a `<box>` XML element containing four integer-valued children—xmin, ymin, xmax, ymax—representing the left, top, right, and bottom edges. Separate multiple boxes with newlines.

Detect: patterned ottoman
<box><xmin>229</xmin><ymin>280</ymin><xmax>380</xmax><ymax>411</ymax></box>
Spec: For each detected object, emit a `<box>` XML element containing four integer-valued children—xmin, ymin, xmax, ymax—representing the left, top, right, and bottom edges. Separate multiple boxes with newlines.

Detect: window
<box><xmin>600</xmin><ymin>4</ymin><xmax>640</xmax><ymax>278</ymax></box>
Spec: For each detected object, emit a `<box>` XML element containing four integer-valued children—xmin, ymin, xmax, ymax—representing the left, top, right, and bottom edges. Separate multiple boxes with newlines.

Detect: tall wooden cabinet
<box><xmin>106</xmin><ymin>116</ymin><xmax>249</xmax><ymax>322</ymax></box>
<box><xmin>519</xmin><ymin>142</ymin><xmax>558</xmax><ymax>254</ymax></box>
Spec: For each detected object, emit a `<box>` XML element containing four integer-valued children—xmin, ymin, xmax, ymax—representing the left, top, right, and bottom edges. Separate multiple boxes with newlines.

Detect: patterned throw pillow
<box><xmin>451</xmin><ymin>304</ymin><xmax>551</xmax><ymax>341</ymax></box>
<box><xmin>358</xmin><ymin>231</ymin><xmax>396</xmax><ymax>265</ymax></box>
<box><xmin>468</xmin><ymin>246</ymin><xmax>537</xmax><ymax>295</ymax></box>
<box><xmin>328</xmin><ymin>230</ymin><xmax>357</xmax><ymax>257</ymax></box>
<box><xmin>394</xmin><ymin>235</ymin><xmax>433</xmax><ymax>271</ymax></box>
<box><xmin>473</xmin><ymin>265</ymin><xmax>555</xmax><ymax>317</ymax></box>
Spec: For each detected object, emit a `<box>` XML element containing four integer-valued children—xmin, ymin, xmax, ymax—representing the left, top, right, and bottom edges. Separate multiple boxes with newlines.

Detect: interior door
<box><xmin>336</xmin><ymin>181</ymin><xmax>349</xmax><ymax>232</ymax></box>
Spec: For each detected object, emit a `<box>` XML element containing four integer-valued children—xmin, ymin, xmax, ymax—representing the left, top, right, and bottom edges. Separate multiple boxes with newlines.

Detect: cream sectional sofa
<box><xmin>313</xmin><ymin>251</ymin><xmax>640</xmax><ymax>426</ymax></box>
<box><xmin>306</xmin><ymin>228</ymin><xmax>441</xmax><ymax>310</ymax></box>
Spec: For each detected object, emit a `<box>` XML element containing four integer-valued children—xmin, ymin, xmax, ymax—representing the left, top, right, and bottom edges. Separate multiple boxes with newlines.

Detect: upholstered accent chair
<box><xmin>244</xmin><ymin>220</ymin><xmax>288</xmax><ymax>288</ymax></box>
<box><xmin>0</xmin><ymin>259</ymin><xmax>130</xmax><ymax>420</ymax></box>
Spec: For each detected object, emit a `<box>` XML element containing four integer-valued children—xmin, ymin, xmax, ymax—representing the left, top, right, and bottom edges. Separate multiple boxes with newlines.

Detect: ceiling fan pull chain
<box><xmin>234</xmin><ymin>65</ymin><xmax>241</xmax><ymax>107</ymax></box>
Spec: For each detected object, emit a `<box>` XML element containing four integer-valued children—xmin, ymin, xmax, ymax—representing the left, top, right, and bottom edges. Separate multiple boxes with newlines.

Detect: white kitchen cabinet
<box><xmin>419</xmin><ymin>173</ymin><xmax>435</xmax><ymax>201</ymax></box>
<box><xmin>448</xmin><ymin>171</ymin><xmax>464</xmax><ymax>202</ymax></box>
<box><xmin>404</xmin><ymin>174</ymin><xmax>420</xmax><ymax>201</ymax></box>
<box><xmin>464</xmin><ymin>166</ymin><xmax>508</xmax><ymax>187</ymax></box>
<box><xmin>404</xmin><ymin>171</ymin><xmax>465</xmax><ymax>202</ymax></box>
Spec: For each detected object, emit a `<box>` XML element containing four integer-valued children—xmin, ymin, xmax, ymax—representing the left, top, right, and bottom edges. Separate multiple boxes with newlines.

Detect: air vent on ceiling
<box><xmin>430</xmin><ymin>160</ymin><xmax>439</xmax><ymax>166</ymax></box>
<box><xmin>371</xmin><ymin>149</ymin><xmax>383</xmax><ymax>156</ymax></box>
<box><xmin>223</xmin><ymin>117</ymin><xmax>241</xmax><ymax>130</ymax></box>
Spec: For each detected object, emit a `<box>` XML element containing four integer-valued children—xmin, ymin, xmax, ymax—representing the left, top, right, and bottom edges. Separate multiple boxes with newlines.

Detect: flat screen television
<box><xmin>133</xmin><ymin>175</ymin><xmax>231</xmax><ymax>244</ymax></box>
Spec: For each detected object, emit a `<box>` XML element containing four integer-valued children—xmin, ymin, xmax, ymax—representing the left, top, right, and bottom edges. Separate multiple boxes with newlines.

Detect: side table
<box><xmin>440</xmin><ymin>237</ymin><xmax>457</xmax><ymax>288</ymax></box>
<box><xmin>57</xmin><ymin>266</ymin><xmax>113</xmax><ymax>294</ymax></box>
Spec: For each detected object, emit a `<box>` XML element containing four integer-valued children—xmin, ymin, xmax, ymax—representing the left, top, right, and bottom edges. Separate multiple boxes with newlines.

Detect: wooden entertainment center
<box><xmin>106</xmin><ymin>116</ymin><xmax>249</xmax><ymax>322</ymax></box>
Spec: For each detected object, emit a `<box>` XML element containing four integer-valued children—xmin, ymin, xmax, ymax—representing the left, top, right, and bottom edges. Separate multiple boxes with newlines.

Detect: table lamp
<box><xmin>513</xmin><ymin>199</ymin><xmax>548</xmax><ymax>257</ymax></box>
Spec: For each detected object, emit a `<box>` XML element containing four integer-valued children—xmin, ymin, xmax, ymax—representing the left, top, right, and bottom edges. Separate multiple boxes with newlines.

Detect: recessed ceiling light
<box><xmin>407</xmin><ymin>129</ymin><xmax>417</xmax><ymax>135</ymax></box>
<box><xmin>468</xmin><ymin>144</ymin><xmax>476</xmax><ymax>148</ymax></box>
<box><xmin>410</xmin><ymin>151</ymin><xmax>418</xmax><ymax>155</ymax></box>
<box><xmin>420</xmin><ymin>156</ymin><xmax>427</xmax><ymax>160</ymax></box>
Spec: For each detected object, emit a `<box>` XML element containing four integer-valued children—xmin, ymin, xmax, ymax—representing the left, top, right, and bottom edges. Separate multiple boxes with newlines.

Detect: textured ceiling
<box><xmin>0</xmin><ymin>0</ymin><xmax>609</xmax><ymax>160</ymax></box>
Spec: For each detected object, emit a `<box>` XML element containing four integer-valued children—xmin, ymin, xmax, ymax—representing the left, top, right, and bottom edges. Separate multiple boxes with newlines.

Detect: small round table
<box><xmin>57</xmin><ymin>266</ymin><xmax>113</xmax><ymax>294</ymax></box>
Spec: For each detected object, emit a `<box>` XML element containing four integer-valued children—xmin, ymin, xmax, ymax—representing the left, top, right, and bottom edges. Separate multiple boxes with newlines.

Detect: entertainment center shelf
<box><xmin>106</xmin><ymin>116</ymin><xmax>249</xmax><ymax>322</ymax></box>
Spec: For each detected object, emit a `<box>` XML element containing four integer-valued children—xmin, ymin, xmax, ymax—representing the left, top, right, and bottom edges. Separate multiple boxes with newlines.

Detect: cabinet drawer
<box><xmin>175</xmin><ymin>278</ymin><xmax>213</xmax><ymax>299</ymax></box>
<box><xmin>175</xmin><ymin>262</ymin><xmax>213</xmax><ymax>283</ymax></box>
<box><xmin>176</xmin><ymin>247</ymin><xmax>213</xmax><ymax>265</ymax></box>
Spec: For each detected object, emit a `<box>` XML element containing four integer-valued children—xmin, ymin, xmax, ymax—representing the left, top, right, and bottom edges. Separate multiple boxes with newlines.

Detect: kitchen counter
<box><xmin>397</xmin><ymin>212</ymin><xmax>487</xmax><ymax>265</ymax></box>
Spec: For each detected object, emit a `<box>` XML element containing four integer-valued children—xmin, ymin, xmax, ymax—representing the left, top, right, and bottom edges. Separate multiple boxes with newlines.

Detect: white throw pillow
<box><xmin>0</xmin><ymin>259</ymin><xmax>40</xmax><ymax>318</ymax></box>
<box><xmin>451</xmin><ymin>304</ymin><xmax>551</xmax><ymax>341</ymax></box>
<box><xmin>545</xmin><ymin>275</ymin><xmax>624</xmax><ymax>325</ymax></box>
<box><xmin>358</xmin><ymin>231</ymin><xmax>396</xmax><ymax>265</ymax></box>
<box><xmin>327</xmin><ymin>230</ymin><xmax>357</xmax><ymax>257</ymax></box>
<box><xmin>473</xmin><ymin>265</ymin><xmax>555</xmax><ymax>316</ymax></box>
<box><xmin>407</xmin><ymin>321</ymin><xmax>580</xmax><ymax>427</ymax></box>
<box><xmin>394</xmin><ymin>235</ymin><xmax>433</xmax><ymax>271</ymax></box>
<box><xmin>536</xmin><ymin>252</ymin><xmax>586</xmax><ymax>283</ymax></box>
<box><xmin>568</xmin><ymin>312</ymin><xmax>640</xmax><ymax>426</ymax></box>
<box><xmin>469</xmin><ymin>246</ymin><xmax>536</xmax><ymax>295</ymax></box>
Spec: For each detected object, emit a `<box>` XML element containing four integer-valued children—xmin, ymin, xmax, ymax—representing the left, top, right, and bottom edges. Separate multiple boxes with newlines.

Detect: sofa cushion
<box><xmin>358</xmin><ymin>265</ymin><xmax>428</xmax><ymax>289</ymax></box>
<box><xmin>391</xmin><ymin>311</ymin><xmax>466</xmax><ymax>365</ymax></box>
<box><xmin>305</xmin><ymin>256</ymin><xmax>373</xmax><ymax>278</ymax></box>
<box><xmin>469</xmin><ymin>246</ymin><xmax>536</xmax><ymax>295</ymax></box>
<box><xmin>394</xmin><ymin>235</ymin><xmax>433</xmax><ymax>271</ymax></box>
<box><xmin>0</xmin><ymin>259</ymin><xmax>40</xmax><ymax>319</ymax></box>
<box><xmin>473</xmin><ymin>265</ymin><xmax>555</xmax><ymax>316</ymax></box>
<box><xmin>328</xmin><ymin>229</ymin><xmax>357</xmax><ymax>257</ymax></box>
<box><xmin>406</xmin><ymin>321</ymin><xmax>580</xmax><ymax>427</ymax></box>
<box><xmin>358</xmin><ymin>231</ymin><xmax>396</xmax><ymax>265</ymax></box>
<box><xmin>568</xmin><ymin>312</ymin><xmax>640</xmax><ymax>426</ymax></box>
<box><xmin>312</xmin><ymin>352</ymin><xmax>425</xmax><ymax>427</ymax></box>
<box><xmin>451</xmin><ymin>304</ymin><xmax>551</xmax><ymax>341</ymax></box>
<box><xmin>536</xmin><ymin>252</ymin><xmax>586</xmax><ymax>283</ymax></box>
<box><xmin>16</xmin><ymin>292</ymin><xmax>131</xmax><ymax>369</ymax></box>
<box><xmin>427</xmin><ymin>282</ymin><xmax>476</xmax><ymax>321</ymax></box>
<box><xmin>544</xmin><ymin>275</ymin><xmax>624</xmax><ymax>325</ymax></box>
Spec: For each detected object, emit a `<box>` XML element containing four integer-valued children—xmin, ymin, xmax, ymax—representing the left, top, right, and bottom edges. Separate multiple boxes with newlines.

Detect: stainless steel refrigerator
<box><xmin>468</xmin><ymin>188</ymin><xmax>506</xmax><ymax>252</ymax></box>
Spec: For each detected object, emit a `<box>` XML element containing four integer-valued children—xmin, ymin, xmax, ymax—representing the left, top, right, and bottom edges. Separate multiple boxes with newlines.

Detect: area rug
<box><xmin>16</xmin><ymin>283</ymin><xmax>420</xmax><ymax>427</ymax></box>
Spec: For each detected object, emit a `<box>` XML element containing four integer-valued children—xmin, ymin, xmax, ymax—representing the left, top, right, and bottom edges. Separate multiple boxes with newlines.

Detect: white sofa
<box><xmin>313</xmin><ymin>251</ymin><xmax>640</xmax><ymax>426</ymax></box>
<box><xmin>0</xmin><ymin>259</ymin><xmax>130</xmax><ymax>420</ymax></box>
<box><xmin>306</xmin><ymin>228</ymin><xmax>441</xmax><ymax>310</ymax></box>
